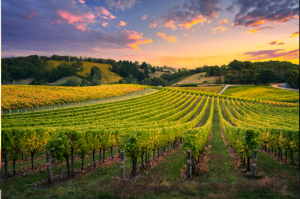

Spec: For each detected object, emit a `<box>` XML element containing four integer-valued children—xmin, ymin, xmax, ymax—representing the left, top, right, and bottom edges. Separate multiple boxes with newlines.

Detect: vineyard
<box><xmin>222</xmin><ymin>85</ymin><xmax>299</xmax><ymax>103</ymax></box>
<box><xmin>1</xmin><ymin>87</ymin><xmax>299</xmax><ymax>198</ymax></box>
<box><xmin>170</xmin><ymin>86</ymin><xmax>222</xmax><ymax>94</ymax></box>
<box><xmin>1</xmin><ymin>84</ymin><xmax>146</xmax><ymax>110</ymax></box>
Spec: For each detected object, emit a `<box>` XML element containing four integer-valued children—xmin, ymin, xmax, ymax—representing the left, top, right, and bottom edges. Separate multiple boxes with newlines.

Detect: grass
<box><xmin>205</xmin><ymin>100</ymin><xmax>236</xmax><ymax>183</ymax></box>
<box><xmin>222</xmin><ymin>85</ymin><xmax>299</xmax><ymax>103</ymax></box>
<box><xmin>172</xmin><ymin>72</ymin><xmax>224</xmax><ymax>86</ymax></box>
<box><xmin>12</xmin><ymin>77</ymin><xmax>34</xmax><ymax>85</ymax></box>
<box><xmin>47</xmin><ymin>76</ymin><xmax>83</xmax><ymax>85</ymax></box>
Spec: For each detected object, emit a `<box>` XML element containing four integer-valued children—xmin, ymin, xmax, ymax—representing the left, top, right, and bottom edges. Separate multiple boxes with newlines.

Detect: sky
<box><xmin>1</xmin><ymin>0</ymin><xmax>299</xmax><ymax>68</ymax></box>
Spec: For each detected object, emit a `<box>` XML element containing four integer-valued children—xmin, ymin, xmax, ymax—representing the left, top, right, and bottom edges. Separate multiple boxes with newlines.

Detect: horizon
<box><xmin>1</xmin><ymin>0</ymin><xmax>299</xmax><ymax>68</ymax></box>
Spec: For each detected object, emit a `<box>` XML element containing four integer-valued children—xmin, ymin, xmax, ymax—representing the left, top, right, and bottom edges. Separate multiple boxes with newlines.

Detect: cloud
<box><xmin>78</xmin><ymin>0</ymin><xmax>85</xmax><ymax>4</ymax></box>
<box><xmin>150</xmin><ymin>0</ymin><xmax>222</xmax><ymax>30</ymax></box>
<box><xmin>125</xmin><ymin>30</ymin><xmax>153</xmax><ymax>50</ymax></box>
<box><xmin>178</xmin><ymin>14</ymin><xmax>206</xmax><ymax>29</ymax></box>
<box><xmin>231</xmin><ymin>0</ymin><xmax>299</xmax><ymax>27</ymax></box>
<box><xmin>207</xmin><ymin>19</ymin><xmax>212</xmax><ymax>24</ymax></box>
<box><xmin>142</xmin><ymin>14</ymin><xmax>147</xmax><ymax>20</ymax></box>
<box><xmin>212</xmin><ymin>26</ymin><xmax>227</xmax><ymax>33</ymax></box>
<box><xmin>105</xmin><ymin>0</ymin><xmax>136</xmax><ymax>11</ymax></box>
<box><xmin>149</xmin><ymin>20</ymin><xmax>158</xmax><ymax>28</ymax></box>
<box><xmin>119</xmin><ymin>21</ymin><xmax>127</xmax><ymax>26</ymax></box>
<box><xmin>102</xmin><ymin>22</ymin><xmax>108</xmax><ymax>27</ymax></box>
<box><xmin>1</xmin><ymin>0</ymin><xmax>152</xmax><ymax>53</ymax></box>
<box><xmin>246</xmin><ymin>26</ymin><xmax>274</xmax><ymax>33</ymax></box>
<box><xmin>290</xmin><ymin>31</ymin><xmax>299</xmax><ymax>38</ymax></box>
<box><xmin>219</xmin><ymin>19</ymin><xmax>228</xmax><ymax>24</ymax></box>
<box><xmin>184</xmin><ymin>34</ymin><xmax>189</xmax><ymax>36</ymax></box>
<box><xmin>268</xmin><ymin>41</ymin><xmax>278</xmax><ymax>45</ymax></box>
<box><xmin>92</xmin><ymin>48</ymin><xmax>104</xmax><ymax>52</ymax></box>
<box><xmin>225</xmin><ymin>5</ymin><xmax>234</xmax><ymax>13</ymax></box>
<box><xmin>157</xmin><ymin>32</ymin><xmax>177</xmax><ymax>42</ymax></box>
<box><xmin>243</xmin><ymin>49</ymin><xmax>299</xmax><ymax>60</ymax></box>
<box><xmin>94</xmin><ymin>7</ymin><xmax>116</xmax><ymax>19</ymax></box>
<box><xmin>277</xmin><ymin>42</ymin><xmax>285</xmax><ymax>45</ymax></box>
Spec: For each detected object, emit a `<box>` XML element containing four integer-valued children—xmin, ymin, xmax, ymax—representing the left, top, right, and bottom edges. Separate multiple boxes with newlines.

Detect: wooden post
<box><xmin>187</xmin><ymin>150</ymin><xmax>192</xmax><ymax>178</ymax></box>
<box><xmin>9</xmin><ymin>109</ymin><xmax>11</xmax><ymax>114</ymax></box>
<box><xmin>120</xmin><ymin>151</ymin><xmax>125</xmax><ymax>179</ymax></box>
<box><xmin>5</xmin><ymin>152</ymin><xmax>8</xmax><ymax>177</ymax></box>
<box><xmin>49</xmin><ymin>105</ymin><xmax>50</xmax><ymax>109</ymax></box>
<box><xmin>46</xmin><ymin>150</ymin><xmax>53</xmax><ymax>183</ymax></box>
<box><xmin>53</xmin><ymin>104</ymin><xmax>55</xmax><ymax>109</ymax></box>
<box><xmin>18</xmin><ymin>108</ymin><xmax>19</xmax><ymax>113</ymax></box>
<box><xmin>251</xmin><ymin>149</ymin><xmax>258</xmax><ymax>178</ymax></box>
<box><xmin>38</xmin><ymin>106</ymin><xmax>39</xmax><ymax>110</ymax></box>
<box><xmin>31</xmin><ymin>107</ymin><xmax>33</xmax><ymax>111</ymax></box>
<box><xmin>59</xmin><ymin>103</ymin><xmax>60</xmax><ymax>108</ymax></box>
<box><xmin>25</xmin><ymin>107</ymin><xmax>27</xmax><ymax>112</ymax></box>
<box><xmin>71</xmin><ymin>140</ymin><xmax>74</xmax><ymax>176</ymax></box>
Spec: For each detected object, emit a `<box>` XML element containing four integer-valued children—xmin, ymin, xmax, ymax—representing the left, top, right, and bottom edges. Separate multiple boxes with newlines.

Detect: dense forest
<box><xmin>1</xmin><ymin>55</ymin><xmax>299</xmax><ymax>89</ymax></box>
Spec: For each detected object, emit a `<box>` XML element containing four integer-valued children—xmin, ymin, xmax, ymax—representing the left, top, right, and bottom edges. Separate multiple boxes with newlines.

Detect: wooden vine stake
<box><xmin>251</xmin><ymin>149</ymin><xmax>258</xmax><ymax>178</ymax></box>
<box><xmin>120</xmin><ymin>151</ymin><xmax>125</xmax><ymax>179</ymax></box>
<box><xmin>46</xmin><ymin>150</ymin><xmax>53</xmax><ymax>183</ymax></box>
<box><xmin>187</xmin><ymin>150</ymin><xmax>192</xmax><ymax>178</ymax></box>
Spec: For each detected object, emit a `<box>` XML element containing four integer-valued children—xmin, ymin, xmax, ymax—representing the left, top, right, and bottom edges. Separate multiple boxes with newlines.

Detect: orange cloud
<box><xmin>78</xmin><ymin>0</ymin><xmax>85</xmax><ymax>4</ymax></box>
<box><xmin>142</xmin><ymin>14</ymin><xmax>147</xmax><ymax>20</ymax></box>
<box><xmin>277</xmin><ymin>42</ymin><xmax>285</xmax><ymax>45</ymax></box>
<box><xmin>246</xmin><ymin>26</ymin><xmax>273</xmax><ymax>33</ymax></box>
<box><xmin>178</xmin><ymin>15</ymin><xmax>206</xmax><ymax>30</ymax></box>
<box><xmin>164</xmin><ymin>20</ymin><xmax>177</xmax><ymax>30</ymax></box>
<box><xmin>157</xmin><ymin>32</ymin><xmax>177</xmax><ymax>42</ymax></box>
<box><xmin>57</xmin><ymin>10</ymin><xmax>95</xmax><ymax>24</ymax></box>
<box><xmin>119</xmin><ymin>21</ymin><xmax>127</xmax><ymax>26</ymax></box>
<box><xmin>74</xmin><ymin>25</ymin><xmax>85</xmax><ymax>31</ymax></box>
<box><xmin>221</xmin><ymin>27</ymin><xmax>227</xmax><ymax>31</ymax></box>
<box><xmin>92</xmin><ymin>48</ymin><xmax>104</xmax><ymax>52</ymax></box>
<box><xmin>207</xmin><ymin>19</ymin><xmax>212</xmax><ymax>24</ymax></box>
<box><xmin>248</xmin><ymin>19</ymin><xmax>265</xmax><ymax>26</ymax></box>
<box><xmin>184</xmin><ymin>34</ymin><xmax>189</xmax><ymax>36</ymax></box>
<box><xmin>290</xmin><ymin>31</ymin><xmax>299</xmax><ymax>38</ymax></box>
<box><xmin>219</xmin><ymin>19</ymin><xmax>228</xmax><ymax>24</ymax></box>
<box><xmin>125</xmin><ymin>30</ymin><xmax>153</xmax><ymax>50</ymax></box>
<box><xmin>102</xmin><ymin>22</ymin><xmax>108</xmax><ymax>27</ymax></box>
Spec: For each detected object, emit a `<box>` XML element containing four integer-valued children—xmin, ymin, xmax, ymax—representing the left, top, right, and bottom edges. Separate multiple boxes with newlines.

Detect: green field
<box><xmin>172</xmin><ymin>72</ymin><xmax>224</xmax><ymax>86</ymax></box>
<box><xmin>222</xmin><ymin>85</ymin><xmax>299</xmax><ymax>103</ymax></box>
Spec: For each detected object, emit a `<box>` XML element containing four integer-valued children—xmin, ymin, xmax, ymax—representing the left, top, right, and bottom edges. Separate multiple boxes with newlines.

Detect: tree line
<box><xmin>1</xmin><ymin>54</ymin><xmax>299</xmax><ymax>89</ymax></box>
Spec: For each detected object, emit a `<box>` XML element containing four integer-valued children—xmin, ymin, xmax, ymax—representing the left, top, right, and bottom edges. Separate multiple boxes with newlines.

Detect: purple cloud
<box><xmin>104</xmin><ymin>0</ymin><xmax>136</xmax><ymax>11</ymax></box>
<box><xmin>244</xmin><ymin>49</ymin><xmax>299</xmax><ymax>60</ymax></box>
<box><xmin>1</xmin><ymin>0</ymin><xmax>151</xmax><ymax>54</ymax></box>
<box><xmin>149</xmin><ymin>0</ymin><xmax>222</xmax><ymax>30</ymax></box>
<box><xmin>231</xmin><ymin>0</ymin><xmax>299</xmax><ymax>27</ymax></box>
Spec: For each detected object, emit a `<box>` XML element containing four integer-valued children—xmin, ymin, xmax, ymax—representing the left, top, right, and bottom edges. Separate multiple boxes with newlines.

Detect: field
<box><xmin>170</xmin><ymin>86</ymin><xmax>222</xmax><ymax>94</ymax></box>
<box><xmin>47</xmin><ymin>76</ymin><xmax>83</xmax><ymax>85</ymax></box>
<box><xmin>45</xmin><ymin>61</ymin><xmax>122</xmax><ymax>84</ymax></box>
<box><xmin>1</xmin><ymin>84</ymin><xmax>146</xmax><ymax>110</ymax></box>
<box><xmin>172</xmin><ymin>72</ymin><xmax>224</xmax><ymax>86</ymax></box>
<box><xmin>222</xmin><ymin>85</ymin><xmax>299</xmax><ymax>103</ymax></box>
<box><xmin>1</xmin><ymin>85</ymin><xmax>299</xmax><ymax>199</ymax></box>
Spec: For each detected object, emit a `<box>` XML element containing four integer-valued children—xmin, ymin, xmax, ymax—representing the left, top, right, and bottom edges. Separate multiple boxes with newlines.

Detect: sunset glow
<box><xmin>1</xmin><ymin>0</ymin><xmax>299</xmax><ymax>68</ymax></box>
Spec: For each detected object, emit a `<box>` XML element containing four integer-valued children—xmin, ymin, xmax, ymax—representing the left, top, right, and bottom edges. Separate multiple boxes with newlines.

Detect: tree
<box><xmin>152</xmin><ymin>77</ymin><xmax>166</xmax><ymax>86</ymax></box>
<box><xmin>285</xmin><ymin>70</ymin><xmax>299</xmax><ymax>89</ymax></box>
<box><xmin>151</xmin><ymin>67</ymin><xmax>156</xmax><ymax>73</ymax></box>
<box><xmin>140</xmin><ymin>62</ymin><xmax>148</xmax><ymax>69</ymax></box>
<box><xmin>91</xmin><ymin>66</ymin><xmax>101</xmax><ymax>80</ymax></box>
<box><xmin>258</xmin><ymin>69</ymin><xmax>278</xmax><ymax>85</ymax></box>
<box><xmin>217</xmin><ymin>77</ymin><xmax>222</xmax><ymax>84</ymax></box>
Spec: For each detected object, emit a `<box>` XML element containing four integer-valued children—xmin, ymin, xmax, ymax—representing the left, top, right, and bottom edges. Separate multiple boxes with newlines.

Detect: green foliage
<box><xmin>179</xmin><ymin>83</ymin><xmax>197</xmax><ymax>87</ymax></box>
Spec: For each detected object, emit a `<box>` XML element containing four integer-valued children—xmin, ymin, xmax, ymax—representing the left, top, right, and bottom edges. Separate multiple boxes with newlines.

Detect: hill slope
<box><xmin>45</xmin><ymin>61</ymin><xmax>122</xmax><ymax>84</ymax></box>
<box><xmin>172</xmin><ymin>72</ymin><xmax>223</xmax><ymax>86</ymax></box>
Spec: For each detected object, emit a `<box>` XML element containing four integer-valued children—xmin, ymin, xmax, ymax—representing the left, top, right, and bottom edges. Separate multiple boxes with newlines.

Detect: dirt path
<box><xmin>218</xmin><ymin>85</ymin><xmax>232</xmax><ymax>94</ymax></box>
